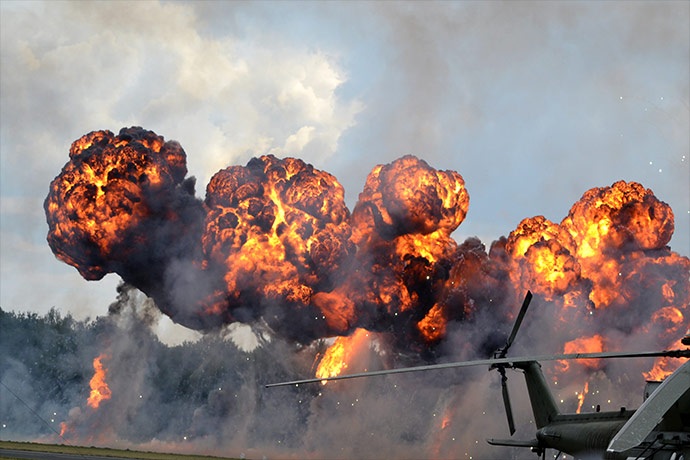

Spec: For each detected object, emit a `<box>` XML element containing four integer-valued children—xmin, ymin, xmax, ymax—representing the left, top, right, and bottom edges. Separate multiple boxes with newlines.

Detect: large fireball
<box><xmin>45</xmin><ymin>128</ymin><xmax>690</xmax><ymax>380</ymax></box>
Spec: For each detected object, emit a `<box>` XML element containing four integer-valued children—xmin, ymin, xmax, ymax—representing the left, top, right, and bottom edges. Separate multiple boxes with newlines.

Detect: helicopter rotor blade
<box><xmin>265</xmin><ymin>349</ymin><xmax>690</xmax><ymax>388</ymax></box>
<box><xmin>501</xmin><ymin>291</ymin><xmax>533</xmax><ymax>357</ymax></box>
<box><xmin>500</xmin><ymin>368</ymin><xmax>516</xmax><ymax>435</ymax></box>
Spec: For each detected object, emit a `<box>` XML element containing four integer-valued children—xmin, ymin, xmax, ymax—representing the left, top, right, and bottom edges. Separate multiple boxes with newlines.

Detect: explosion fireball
<box><xmin>45</xmin><ymin>127</ymin><xmax>690</xmax><ymax>385</ymax></box>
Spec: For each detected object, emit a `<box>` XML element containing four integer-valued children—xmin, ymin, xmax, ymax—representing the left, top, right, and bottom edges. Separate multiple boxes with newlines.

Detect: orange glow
<box><xmin>651</xmin><ymin>306</ymin><xmax>684</xmax><ymax>325</ymax></box>
<box><xmin>441</xmin><ymin>414</ymin><xmax>451</xmax><ymax>430</ymax></box>
<box><xmin>59</xmin><ymin>422</ymin><xmax>68</xmax><ymax>437</ymax></box>
<box><xmin>430</xmin><ymin>403</ymin><xmax>457</xmax><ymax>458</ymax></box>
<box><xmin>576</xmin><ymin>381</ymin><xmax>589</xmax><ymax>414</ymax></box>
<box><xmin>560</xmin><ymin>335</ymin><xmax>605</xmax><ymax>371</ymax></box>
<box><xmin>87</xmin><ymin>354</ymin><xmax>112</xmax><ymax>409</ymax></box>
<box><xmin>500</xmin><ymin>180</ymin><xmax>689</xmax><ymax>386</ymax></box>
<box><xmin>561</xmin><ymin>181</ymin><xmax>674</xmax><ymax>309</ymax></box>
<box><xmin>504</xmin><ymin>181</ymin><xmax>681</xmax><ymax>313</ymax></box>
<box><xmin>45</xmin><ymin>128</ymin><xmax>188</xmax><ymax>281</ymax></box>
<box><xmin>417</xmin><ymin>303</ymin><xmax>447</xmax><ymax>342</ymax></box>
<box><xmin>202</xmin><ymin>156</ymin><xmax>354</xmax><ymax>333</ymax></box>
<box><xmin>316</xmin><ymin>328</ymin><xmax>371</xmax><ymax>384</ymax></box>
<box><xmin>46</xmin><ymin>128</ymin><xmax>690</xmax><ymax>394</ymax></box>
<box><xmin>347</xmin><ymin>155</ymin><xmax>469</xmax><ymax>337</ymax></box>
<box><xmin>644</xmin><ymin>339</ymin><xmax>686</xmax><ymax>381</ymax></box>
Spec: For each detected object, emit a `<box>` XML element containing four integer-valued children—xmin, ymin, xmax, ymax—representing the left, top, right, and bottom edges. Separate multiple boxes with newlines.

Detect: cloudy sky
<box><xmin>1</xmin><ymin>1</ymin><xmax>688</xmax><ymax>334</ymax></box>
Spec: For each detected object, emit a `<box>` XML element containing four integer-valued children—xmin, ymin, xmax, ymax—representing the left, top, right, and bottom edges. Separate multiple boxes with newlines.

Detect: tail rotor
<box><xmin>491</xmin><ymin>291</ymin><xmax>532</xmax><ymax>436</ymax></box>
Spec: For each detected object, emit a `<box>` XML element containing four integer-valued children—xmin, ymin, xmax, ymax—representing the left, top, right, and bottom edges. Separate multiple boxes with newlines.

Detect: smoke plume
<box><xmin>24</xmin><ymin>126</ymin><xmax>690</xmax><ymax>458</ymax></box>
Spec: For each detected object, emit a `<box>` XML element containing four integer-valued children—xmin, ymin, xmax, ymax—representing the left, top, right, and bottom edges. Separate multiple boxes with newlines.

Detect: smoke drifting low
<box><xmin>26</xmin><ymin>126</ymin><xmax>690</xmax><ymax>457</ymax></box>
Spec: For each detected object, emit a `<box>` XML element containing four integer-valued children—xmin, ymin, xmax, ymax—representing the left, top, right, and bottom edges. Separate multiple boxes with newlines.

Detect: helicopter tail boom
<box><xmin>514</xmin><ymin>360</ymin><xmax>560</xmax><ymax>429</ymax></box>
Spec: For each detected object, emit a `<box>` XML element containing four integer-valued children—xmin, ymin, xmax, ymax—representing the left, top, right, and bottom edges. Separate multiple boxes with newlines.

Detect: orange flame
<box><xmin>575</xmin><ymin>381</ymin><xmax>589</xmax><ymax>414</ymax></box>
<box><xmin>316</xmin><ymin>328</ymin><xmax>371</xmax><ymax>384</ymax></box>
<box><xmin>46</xmin><ymin>128</ymin><xmax>690</xmax><ymax>377</ymax></box>
<box><xmin>87</xmin><ymin>354</ymin><xmax>112</xmax><ymax>409</ymax></box>
<box><xmin>202</xmin><ymin>155</ymin><xmax>355</xmax><ymax>335</ymax></box>
<box><xmin>644</xmin><ymin>339</ymin><xmax>687</xmax><ymax>381</ymax></box>
<box><xmin>417</xmin><ymin>303</ymin><xmax>447</xmax><ymax>342</ymax></box>
<box><xmin>348</xmin><ymin>155</ymin><xmax>469</xmax><ymax>326</ymax></box>
<box><xmin>441</xmin><ymin>414</ymin><xmax>451</xmax><ymax>430</ymax></box>
<box><xmin>505</xmin><ymin>181</ymin><xmax>680</xmax><ymax>310</ymax></box>
<box><xmin>46</xmin><ymin>128</ymin><xmax>188</xmax><ymax>281</ymax></box>
<box><xmin>559</xmin><ymin>335</ymin><xmax>605</xmax><ymax>372</ymax></box>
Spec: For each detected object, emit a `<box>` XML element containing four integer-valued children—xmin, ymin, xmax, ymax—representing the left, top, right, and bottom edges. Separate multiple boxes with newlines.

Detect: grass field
<box><xmin>0</xmin><ymin>440</ymin><xmax>241</xmax><ymax>460</ymax></box>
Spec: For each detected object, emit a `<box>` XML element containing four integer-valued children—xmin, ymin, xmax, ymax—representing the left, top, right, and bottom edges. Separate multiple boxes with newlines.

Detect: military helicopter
<box><xmin>267</xmin><ymin>292</ymin><xmax>690</xmax><ymax>459</ymax></box>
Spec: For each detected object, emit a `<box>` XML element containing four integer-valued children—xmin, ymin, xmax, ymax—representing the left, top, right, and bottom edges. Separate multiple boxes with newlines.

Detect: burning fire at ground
<box><xmin>87</xmin><ymin>353</ymin><xmax>112</xmax><ymax>409</ymax></box>
<box><xmin>57</xmin><ymin>352</ymin><xmax>113</xmax><ymax>442</ymax></box>
<box><xmin>45</xmin><ymin>127</ymin><xmax>690</xmax><ymax>447</ymax></box>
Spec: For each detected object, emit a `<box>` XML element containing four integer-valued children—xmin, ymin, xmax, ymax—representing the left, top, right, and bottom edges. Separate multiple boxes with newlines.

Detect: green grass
<box><xmin>0</xmin><ymin>440</ymin><xmax>242</xmax><ymax>460</ymax></box>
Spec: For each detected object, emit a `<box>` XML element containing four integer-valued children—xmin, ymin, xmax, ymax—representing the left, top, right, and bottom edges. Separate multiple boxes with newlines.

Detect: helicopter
<box><xmin>266</xmin><ymin>291</ymin><xmax>690</xmax><ymax>459</ymax></box>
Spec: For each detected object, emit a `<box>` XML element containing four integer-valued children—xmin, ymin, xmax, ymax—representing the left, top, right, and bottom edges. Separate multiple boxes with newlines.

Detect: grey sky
<box><xmin>1</xmin><ymin>1</ymin><xmax>688</xmax><ymax>331</ymax></box>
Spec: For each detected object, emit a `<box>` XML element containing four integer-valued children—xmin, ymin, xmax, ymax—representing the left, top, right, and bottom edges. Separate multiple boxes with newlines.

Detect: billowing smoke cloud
<box><xmin>27</xmin><ymin>126</ymin><xmax>690</xmax><ymax>458</ymax></box>
<box><xmin>45</xmin><ymin>127</ymin><xmax>483</xmax><ymax>351</ymax></box>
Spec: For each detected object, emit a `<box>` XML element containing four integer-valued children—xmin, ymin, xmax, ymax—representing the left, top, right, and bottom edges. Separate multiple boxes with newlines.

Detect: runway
<box><xmin>0</xmin><ymin>447</ymin><xmax>137</xmax><ymax>460</ymax></box>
